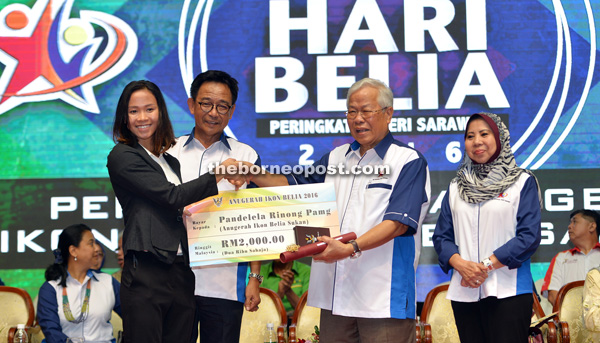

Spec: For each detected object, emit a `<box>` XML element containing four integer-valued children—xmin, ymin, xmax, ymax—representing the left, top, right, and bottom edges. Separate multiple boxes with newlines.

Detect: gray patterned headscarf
<box><xmin>454</xmin><ymin>112</ymin><xmax>542</xmax><ymax>205</ymax></box>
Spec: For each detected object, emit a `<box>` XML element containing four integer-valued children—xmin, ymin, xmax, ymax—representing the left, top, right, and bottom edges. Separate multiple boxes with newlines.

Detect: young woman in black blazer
<box><xmin>107</xmin><ymin>80</ymin><xmax>236</xmax><ymax>343</ymax></box>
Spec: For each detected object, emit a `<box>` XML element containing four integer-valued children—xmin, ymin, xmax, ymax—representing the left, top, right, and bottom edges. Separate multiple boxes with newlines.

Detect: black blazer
<box><xmin>107</xmin><ymin>143</ymin><xmax>218</xmax><ymax>264</ymax></box>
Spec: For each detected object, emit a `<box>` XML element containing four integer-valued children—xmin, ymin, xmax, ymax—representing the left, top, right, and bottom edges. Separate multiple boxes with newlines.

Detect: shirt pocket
<box><xmin>362</xmin><ymin>183</ymin><xmax>392</xmax><ymax>222</ymax></box>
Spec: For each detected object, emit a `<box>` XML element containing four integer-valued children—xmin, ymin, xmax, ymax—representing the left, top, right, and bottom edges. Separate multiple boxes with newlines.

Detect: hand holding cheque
<box><xmin>184</xmin><ymin>160</ymin><xmax>353</xmax><ymax>266</ymax></box>
<box><xmin>184</xmin><ymin>182</ymin><xmax>342</xmax><ymax>266</ymax></box>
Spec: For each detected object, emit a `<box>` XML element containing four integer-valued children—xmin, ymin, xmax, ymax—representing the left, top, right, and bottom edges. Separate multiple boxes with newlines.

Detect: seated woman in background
<box><xmin>584</xmin><ymin>267</ymin><xmax>600</xmax><ymax>341</ymax></box>
<box><xmin>37</xmin><ymin>224</ymin><xmax>121</xmax><ymax>343</ymax></box>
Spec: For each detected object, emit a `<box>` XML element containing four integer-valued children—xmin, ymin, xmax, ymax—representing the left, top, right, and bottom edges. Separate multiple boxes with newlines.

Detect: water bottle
<box><xmin>264</xmin><ymin>322</ymin><xmax>276</xmax><ymax>343</ymax></box>
<box><xmin>13</xmin><ymin>324</ymin><xmax>28</xmax><ymax>343</ymax></box>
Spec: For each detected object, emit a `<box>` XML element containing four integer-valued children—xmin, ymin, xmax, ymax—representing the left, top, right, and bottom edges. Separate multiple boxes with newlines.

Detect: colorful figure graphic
<box><xmin>305</xmin><ymin>234</ymin><xmax>318</xmax><ymax>244</ymax></box>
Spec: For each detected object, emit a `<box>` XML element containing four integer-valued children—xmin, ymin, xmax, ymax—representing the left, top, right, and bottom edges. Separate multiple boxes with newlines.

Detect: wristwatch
<box><xmin>482</xmin><ymin>258</ymin><xmax>494</xmax><ymax>272</ymax></box>
<box><xmin>249</xmin><ymin>273</ymin><xmax>264</xmax><ymax>284</ymax></box>
<box><xmin>348</xmin><ymin>240</ymin><xmax>362</xmax><ymax>259</ymax></box>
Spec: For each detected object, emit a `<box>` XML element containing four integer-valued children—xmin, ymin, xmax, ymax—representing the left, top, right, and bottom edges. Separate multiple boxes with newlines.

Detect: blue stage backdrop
<box><xmin>0</xmin><ymin>0</ymin><xmax>599</xmax><ymax>301</ymax></box>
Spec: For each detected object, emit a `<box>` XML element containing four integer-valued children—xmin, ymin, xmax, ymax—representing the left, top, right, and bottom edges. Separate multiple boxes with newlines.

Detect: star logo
<box><xmin>0</xmin><ymin>0</ymin><xmax>138</xmax><ymax>115</ymax></box>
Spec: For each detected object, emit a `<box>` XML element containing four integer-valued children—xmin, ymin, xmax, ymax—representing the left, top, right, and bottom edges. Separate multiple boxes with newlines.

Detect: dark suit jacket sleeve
<box><xmin>107</xmin><ymin>144</ymin><xmax>218</xmax><ymax>209</ymax></box>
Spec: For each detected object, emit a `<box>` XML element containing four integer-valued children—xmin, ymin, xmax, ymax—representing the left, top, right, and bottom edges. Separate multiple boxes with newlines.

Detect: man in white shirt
<box><xmin>243</xmin><ymin>78</ymin><xmax>430</xmax><ymax>343</ymax></box>
<box><xmin>542</xmin><ymin>209</ymin><xmax>600</xmax><ymax>306</ymax></box>
<box><xmin>168</xmin><ymin>70</ymin><xmax>262</xmax><ymax>343</ymax></box>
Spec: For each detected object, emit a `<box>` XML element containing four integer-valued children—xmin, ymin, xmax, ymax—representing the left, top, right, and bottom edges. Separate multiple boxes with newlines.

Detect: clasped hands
<box><xmin>213</xmin><ymin>159</ymin><xmax>258</xmax><ymax>190</ymax></box>
<box><xmin>449</xmin><ymin>254</ymin><xmax>489</xmax><ymax>289</ymax></box>
<box><xmin>459</xmin><ymin>261</ymin><xmax>489</xmax><ymax>288</ymax></box>
<box><xmin>183</xmin><ymin>159</ymin><xmax>258</xmax><ymax>218</ymax></box>
<box><xmin>277</xmin><ymin>270</ymin><xmax>295</xmax><ymax>298</ymax></box>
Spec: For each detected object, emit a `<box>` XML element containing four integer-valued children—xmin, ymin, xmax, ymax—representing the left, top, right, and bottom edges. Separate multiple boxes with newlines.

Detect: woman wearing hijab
<box><xmin>432</xmin><ymin>112</ymin><xmax>542</xmax><ymax>343</ymax></box>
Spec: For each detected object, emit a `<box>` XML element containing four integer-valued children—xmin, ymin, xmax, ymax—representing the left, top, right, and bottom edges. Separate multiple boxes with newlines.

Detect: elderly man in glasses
<box><xmin>168</xmin><ymin>70</ymin><xmax>262</xmax><ymax>343</ymax></box>
<box><xmin>243</xmin><ymin>78</ymin><xmax>431</xmax><ymax>343</ymax></box>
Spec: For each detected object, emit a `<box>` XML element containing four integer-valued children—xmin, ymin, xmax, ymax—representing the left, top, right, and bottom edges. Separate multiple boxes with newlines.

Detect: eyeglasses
<box><xmin>345</xmin><ymin>107</ymin><xmax>388</xmax><ymax>120</ymax></box>
<box><xmin>198</xmin><ymin>101</ymin><xmax>232</xmax><ymax>115</ymax></box>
